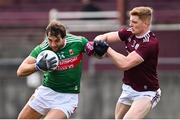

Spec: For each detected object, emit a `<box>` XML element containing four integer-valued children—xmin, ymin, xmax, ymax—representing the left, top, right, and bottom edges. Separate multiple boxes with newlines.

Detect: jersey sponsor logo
<box><xmin>57</xmin><ymin>53</ymin><xmax>83</xmax><ymax>71</ymax></box>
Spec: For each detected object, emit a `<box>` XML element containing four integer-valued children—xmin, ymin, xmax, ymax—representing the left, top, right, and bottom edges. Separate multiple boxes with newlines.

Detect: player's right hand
<box><xmin>35</xmin><ymin>54</ymin><xmax>57</xmax><ymax>72</ymax></box>
<box><xmin>93</xmin><ymin>40</ymin><xmax>109</xmax><ymax>58</ymax></box>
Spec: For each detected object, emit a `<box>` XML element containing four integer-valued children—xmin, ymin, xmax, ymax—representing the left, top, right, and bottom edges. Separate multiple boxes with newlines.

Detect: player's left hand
<box><xmin>93</xmin><ymin>40</ymin><xmax>109</xmax><ymax>57</ymax></box>
<box><xmin>35</xmin><ymin>54</ymin><xmax>57</xmax><ymax>72</ymax></box>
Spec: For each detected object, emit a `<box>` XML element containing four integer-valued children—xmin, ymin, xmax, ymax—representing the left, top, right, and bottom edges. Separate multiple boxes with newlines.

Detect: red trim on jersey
<box><xmin>57</xmin><ymin>53</ymin><xmax>83</xmax><ymax>70</ymax></box>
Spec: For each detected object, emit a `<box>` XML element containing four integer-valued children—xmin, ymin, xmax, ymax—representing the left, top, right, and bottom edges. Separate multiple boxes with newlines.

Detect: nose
<box><xmin>50</xmin><ymin>41</ymin><xmax>57</xmax><ymax>47</ymax></box>
<box><xmin>129</xmin><ymin>21</ymin><xmax>132</xmax><ymax>27</ymax></box>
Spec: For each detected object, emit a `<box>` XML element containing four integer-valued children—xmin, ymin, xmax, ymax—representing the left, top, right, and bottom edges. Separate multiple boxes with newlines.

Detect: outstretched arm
<box><xmin>94</xmin><ymin>31</ymin><xmax>122</xmax><ymax>43</ymax></box>
<box><xmin>107</xmin><ymin>47</ymin><xmax>144</xmax><ymax>71</ymax></box>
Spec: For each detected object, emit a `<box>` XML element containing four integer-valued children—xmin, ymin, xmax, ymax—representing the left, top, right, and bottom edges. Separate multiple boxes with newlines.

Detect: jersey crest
<box><xmin>69</xmin><ymin>49</ymin><xmax>74</xmax><ymax>55</ymax></box>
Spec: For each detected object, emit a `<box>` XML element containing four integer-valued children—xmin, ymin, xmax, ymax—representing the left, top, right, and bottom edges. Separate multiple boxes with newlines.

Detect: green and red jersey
<box><xmin>30</xmin><ymin>34</ymin><xmax>88</xmax><ymax>93</ymax></box>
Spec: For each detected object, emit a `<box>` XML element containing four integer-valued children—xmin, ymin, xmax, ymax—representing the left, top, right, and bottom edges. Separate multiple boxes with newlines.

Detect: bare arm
<box><xmin>107</xmin><ymin>47</ymin><xmax>144</xmax><ymax>71</ymax></box>
<box><xmin>94</xmin><ymin>31</ymin><xmax>122</xmax><ymax>43</ymax></box>
<box><xmin>17</xmin><ymin>56</ymin><xmax>37</xmax><ymax>77</ymax></box>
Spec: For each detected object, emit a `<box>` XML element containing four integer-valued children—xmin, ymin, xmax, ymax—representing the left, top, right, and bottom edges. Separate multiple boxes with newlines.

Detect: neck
<box><xmin>136</xmin><ymin>29</ymin><xmax>150</xmax><ymax>38</ymax></box>
<box><xmin>60</xmin><ymin>39</ymin><xmax>66</xmax><ymax>49</ymax></box>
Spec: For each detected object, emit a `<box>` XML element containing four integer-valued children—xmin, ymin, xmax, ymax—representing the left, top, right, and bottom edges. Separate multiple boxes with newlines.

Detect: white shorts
<box><xmin>28</xmin><ymin>85</ymin><xmax>78</xmax><ymax>118</ymax></box>
<box><xmin>117</xmin><ymin>84</ymin><xmax>161</xmax><ymax>108</ymax></box>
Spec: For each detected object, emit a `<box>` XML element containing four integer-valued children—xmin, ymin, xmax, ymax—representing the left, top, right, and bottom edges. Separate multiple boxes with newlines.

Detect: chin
<box><xmin>52</xmin><ymin>48</ymin><xmax>58</xmax><ymax>52</ymax></box>
<box><xmin>131</xmin><ymin>29</ymin><xmax>135</xmax><ymax>33</ymax></box>
<box><xmin>131</xmin><ymin>31</ymin><xmax>136</xmax><ymax>34</ymax></box>
<box><xmin>132</xmin><ymin>31</ymin><xmax>139</xmax><ymax>35</ymax></box>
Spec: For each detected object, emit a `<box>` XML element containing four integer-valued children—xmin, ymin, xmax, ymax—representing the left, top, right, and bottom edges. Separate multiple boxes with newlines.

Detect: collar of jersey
<box><xmin>135</xmin><ymin>30</ymin><xmax>150</xmax><ymax>39</ymax></box>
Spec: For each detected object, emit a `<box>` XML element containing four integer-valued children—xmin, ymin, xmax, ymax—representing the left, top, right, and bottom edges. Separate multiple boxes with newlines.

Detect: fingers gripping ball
<box><xmin>36</xmin><ymin>50</ymin><xmax>59</xmax><ymax>72</ymax></box>
<box><xmin>93</xmin><ymin>40</ymin><xmax>109</xmax><ymax>58</ymax></box>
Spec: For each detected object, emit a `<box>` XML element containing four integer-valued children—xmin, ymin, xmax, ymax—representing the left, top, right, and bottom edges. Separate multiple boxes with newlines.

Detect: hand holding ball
<box><xmin>36</xmin><ymin>50</ymin><xmax>59</xmax><ymax>72</ymax></box>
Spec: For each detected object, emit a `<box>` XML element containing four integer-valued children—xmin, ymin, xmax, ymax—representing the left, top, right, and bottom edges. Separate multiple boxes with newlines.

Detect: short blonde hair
<box><xmin>129</xmin><ymin>6</ymin><xmax>153</xmax><ymax>23</ymax></box>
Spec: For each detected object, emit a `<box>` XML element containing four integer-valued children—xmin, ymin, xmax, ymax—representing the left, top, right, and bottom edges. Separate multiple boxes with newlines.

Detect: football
<box><xmin>36</xmin><ymin>50</ymin><xmax>59</xmax><ymax>70</ymax></box>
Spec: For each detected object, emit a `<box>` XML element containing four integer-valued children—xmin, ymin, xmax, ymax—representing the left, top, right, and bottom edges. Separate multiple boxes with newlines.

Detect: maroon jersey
<box><xmin>118</xmin><ymin>27</ymin><xmax>160</xmax><ymax>91</ymax></box>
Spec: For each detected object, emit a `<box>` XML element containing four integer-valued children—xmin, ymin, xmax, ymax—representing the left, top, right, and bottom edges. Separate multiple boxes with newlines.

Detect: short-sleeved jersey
<box><xmin>30</xmin><ymin>34</ymin><xmax>88</xmax><ymax>93</ymax></box>
<box><xmin>118</xmin><ymin>27</ymin><xmax>160</xmax><ymax>91</ymax></box>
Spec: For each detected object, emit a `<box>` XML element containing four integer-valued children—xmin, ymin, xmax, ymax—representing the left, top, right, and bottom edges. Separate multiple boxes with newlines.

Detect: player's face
<box><xmin>48</xmin><ymin>35</ymin><xmax>65</xmax><ymax>52</ymax></box>
<box><xmin>129</xmin><ymin>15</ymin><xmax>147</xmax><ymax>36</ymax></box>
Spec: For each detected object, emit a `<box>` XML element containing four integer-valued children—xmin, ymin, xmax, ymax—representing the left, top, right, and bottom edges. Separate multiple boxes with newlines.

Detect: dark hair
<box><xmin>46</xmin><ymin>20</ymin><xmax>66</xmax><ymax>39</ymax></box>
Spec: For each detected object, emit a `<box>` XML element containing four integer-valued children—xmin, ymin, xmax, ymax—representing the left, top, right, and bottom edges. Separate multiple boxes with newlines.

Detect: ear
<box><xmin>144</xmin><ymin>19</ymin><xmax>150</xmax><ymax>27</ymax></box>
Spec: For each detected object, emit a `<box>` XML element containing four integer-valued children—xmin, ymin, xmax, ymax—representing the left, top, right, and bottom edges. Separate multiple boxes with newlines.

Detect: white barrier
<box><xmin>49</xmin><ymin>8</ymin><xmax>120</xmax><ymax>32</ymax></box>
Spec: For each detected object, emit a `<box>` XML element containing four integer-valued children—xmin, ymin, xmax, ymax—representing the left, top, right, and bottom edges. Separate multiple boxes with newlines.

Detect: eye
<box><xmin>48</xmin><ymin>38</ymin><xmax>52</xmax><ymax>42</ymax></box>
<box><xmin>53</xmin><ymin>39</ymin><xmax>59</xmax><ymax>43</ymax></box>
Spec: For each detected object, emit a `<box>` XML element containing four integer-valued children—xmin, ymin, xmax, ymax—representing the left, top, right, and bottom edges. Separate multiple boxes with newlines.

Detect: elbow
<box><xmin>118</xmin><ymin>64</ymin><xmax>131</xmax><ymax>71</ymax></box>
<box><xmin>120</xmin><ymin>66</ymin><xmax>130</xmax><ymax>71</ymax></box>
<box><xmin>17</xmin><ymin>69</ymin><xmax>25</xmax><ymax>77</ymax></box>
<box><xmin>17</xmin><ymin>70</ymin><xmax>22</xmax><ymax>77</ymax></box>
<box><xmin>121</xmin><ymin>67</ymin><xmax>131</xmax><ymax>71</ymax></box>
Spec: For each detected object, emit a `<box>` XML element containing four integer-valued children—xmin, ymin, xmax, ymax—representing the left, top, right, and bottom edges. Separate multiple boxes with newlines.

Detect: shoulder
<box><xmin>119</xmin><ymin>27</ymin><xmax>132</xmax><ymax>34</ymax></box>
<box><xmin>66</xmin><ymin>33</ymin><xmax>88</xmax><ymax>43</ymax></box>
<box><xmin>118</xmin><ymin>27</ymin><xmax>133</xmax><ymax>41</ymax></box>
<box><xmin>135</xmin><ymin>32</ymin><xmax>159</xmax><ymax>59</ymax></box>
<box><xmin>66</xmin><ymin>34</ymin><xmax>88</xmax><ymax>47</ymax></box>
<box><xmin>30</xmin><ymin>37</ymin><xmax>50</xmax><ymax>58</ymax></box>
<box><xmin>143</xmin><ymin>32</ymin><xmax>159</xmax><ymax>46</ymax></box>
<box><xmin>39</xmin><ymin>37</ymin><xmax>50</xmax><ymax>50</ymax></box>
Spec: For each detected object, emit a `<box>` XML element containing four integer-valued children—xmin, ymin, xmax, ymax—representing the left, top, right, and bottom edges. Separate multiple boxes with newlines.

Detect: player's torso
<box><xmin>125</xmin><ymin>34</ymin><xmax>144</xmax><ymax>53</ymax></box>
<box><xmin>56</xmin><ymin>38</ymin><xmax>84</xmax><ymax>71</ymax></box>
<box><xmin>122</xmin><ymin>30</ymin><xmax>159</xmax><ymax>91</ymax></box>
<box><xmin>34</xmin><ymin>34</ymin><xmax>88</xmax><ymax>93</ymax></box>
